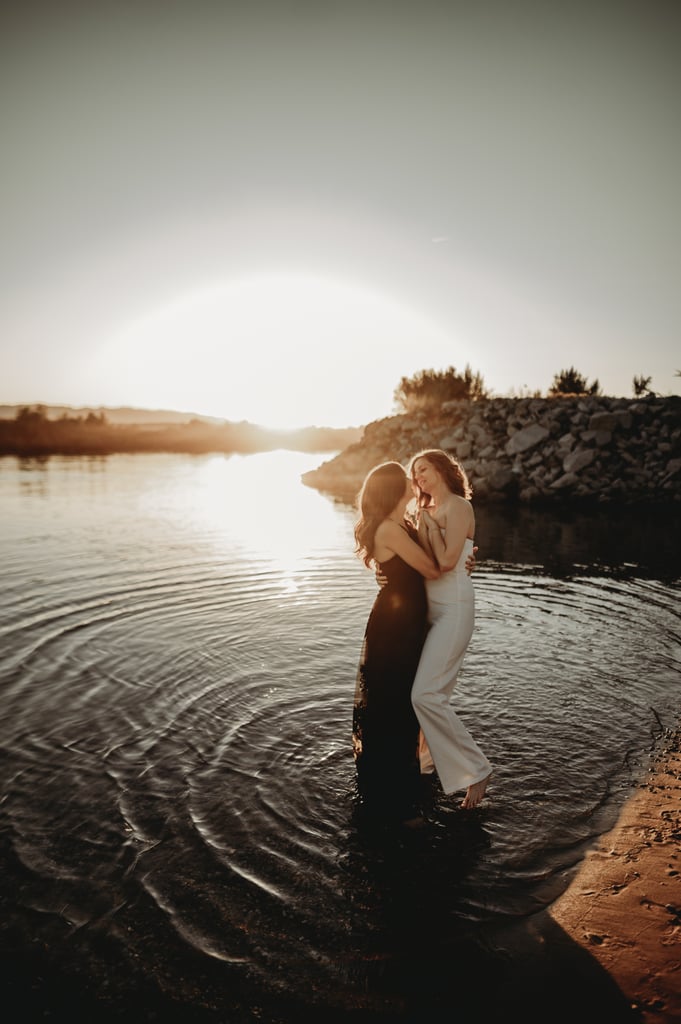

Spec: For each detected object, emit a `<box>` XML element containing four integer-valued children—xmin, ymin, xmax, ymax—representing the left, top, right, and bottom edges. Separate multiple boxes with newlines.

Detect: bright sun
<box><xmin>98</xmin><ymin>273</ymin><xmax>458</xmax><ymax>429</ymax></box>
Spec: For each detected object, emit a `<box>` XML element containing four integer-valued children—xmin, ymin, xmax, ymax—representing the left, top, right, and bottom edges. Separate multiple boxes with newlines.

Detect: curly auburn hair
<box><xmin>408</xmin><ymin>448</ymin><xmax>472</xmax><ymax>506</ymax></box>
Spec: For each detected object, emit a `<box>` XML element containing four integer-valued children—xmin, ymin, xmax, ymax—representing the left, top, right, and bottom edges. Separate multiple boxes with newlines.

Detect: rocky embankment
<box><xmin>302</xmin><ymin>395</ymin><xmax>681</xmax><ymax>505</ymax></box>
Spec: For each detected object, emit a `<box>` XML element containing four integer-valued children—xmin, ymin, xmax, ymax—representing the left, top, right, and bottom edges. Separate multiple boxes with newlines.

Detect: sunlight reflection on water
<box><xmin>0</xmin><ymin>450</ymin><xmax>679</xmax><ymax>1020</ymax></box>
<box><xmin>135</xmin><ymin>451</ymin><xmax>350</xmax><ymax>569</ymax></box>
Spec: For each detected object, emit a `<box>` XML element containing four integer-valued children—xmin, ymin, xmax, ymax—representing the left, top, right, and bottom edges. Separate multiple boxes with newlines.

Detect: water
<box><xmin>1</xmin><ymin>451</ymin><xmax>679</xmax><ymax>1021</ymax></box>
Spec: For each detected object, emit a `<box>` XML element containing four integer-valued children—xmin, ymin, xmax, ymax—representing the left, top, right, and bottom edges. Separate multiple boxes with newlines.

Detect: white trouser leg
<box><xmin>411</xmin><ymin>595</ymin><xmax>491</xmax><ymax>795</ymax></box>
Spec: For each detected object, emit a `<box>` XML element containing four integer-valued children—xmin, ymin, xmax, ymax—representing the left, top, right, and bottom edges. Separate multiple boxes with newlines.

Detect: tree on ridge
<box><xmin>393</xmin><ymin>364</ymin><xmax>488</xmax><ymax>413</ymax></box>
<box><xmin>548</xmin><ymin>367</ymin><xmax>601</xmax><ymax>396</ymax></box>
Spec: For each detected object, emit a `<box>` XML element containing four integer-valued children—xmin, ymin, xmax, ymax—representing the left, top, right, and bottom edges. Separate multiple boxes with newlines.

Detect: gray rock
<box><xmin>580</xmin><ymin>429</ymin><xmax>612</xmax><ymax>446</ymax></box>
<box><xmin>487</xmin><ymin>468</ymin><xmax>517</xmax><ymax>492</ymax></box>
<box><xmin>551</xmin><ymin>472</ymin><xmax>580</xmax><ymax>490</ymax></box>
<box><xmin>505</xmin><ymin>423</ymin><xmax>550</xmax><ymax>455</ymax></box>
<box><xmin>588</xmin><ymin>412</ymin><xmax>618</xmax><ymax>431</ymax></box>
<box><xmin>563</xmin><ymin>449</ymin><xmax>596</xmax><ymax>474</ymax></box>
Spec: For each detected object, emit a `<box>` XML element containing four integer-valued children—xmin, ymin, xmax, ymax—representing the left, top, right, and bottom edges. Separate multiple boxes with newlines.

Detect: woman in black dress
<box><xmin>352</xmin><ymin>461</ymin><xmax>442</xmax><ymax>826</ymax></box>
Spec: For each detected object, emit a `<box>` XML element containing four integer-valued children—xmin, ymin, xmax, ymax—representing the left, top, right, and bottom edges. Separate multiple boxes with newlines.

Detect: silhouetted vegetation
<box><xmin>548</xmin><ymin>367</ymin><xmax>601</xmax><ymax>396</ymax></box>
<box><xmin>632</xmin><ymin>374</ymin><xmax>655</xmax><ymax>398</ymax></box>
<box><xmin>0</xmin><ymin>407</ymin><xmax>360</xmax><ymax>457</ymax></box>
<box><xmin>393</xmin><ymin>364</ymin><xmax>489</xmax><ymax>413</ymax></box>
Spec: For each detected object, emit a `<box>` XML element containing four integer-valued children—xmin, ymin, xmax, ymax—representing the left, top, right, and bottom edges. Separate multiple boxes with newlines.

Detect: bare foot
<box><xmin>461</xmin><ymin>772</ymin><xmax>491</xmax><ymax>810</ymax></box>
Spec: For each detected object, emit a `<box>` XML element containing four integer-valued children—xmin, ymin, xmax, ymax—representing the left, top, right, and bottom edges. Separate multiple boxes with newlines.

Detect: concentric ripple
<box><xmin>0</xmin><ymin>452</ymin><xmax>679</xmax><ymax>1016</ymax></box>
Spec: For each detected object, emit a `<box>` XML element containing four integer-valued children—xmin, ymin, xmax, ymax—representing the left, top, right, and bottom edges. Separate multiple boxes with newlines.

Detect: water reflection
<box><xmin>474</xmin><ymin>501</ymin><xmax>680</xmax><ymax>580</ymax></box>
<box><xmin>0</xmin><ymin>450</ymin><xmax>679</xmax><ymax>1021</ymax></box>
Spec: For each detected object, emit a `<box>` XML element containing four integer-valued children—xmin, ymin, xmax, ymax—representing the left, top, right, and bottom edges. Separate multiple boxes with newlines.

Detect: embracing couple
<box><xmin>352</xmin><ymin>448</ymin><xmax>492</xmax><ymax>828</ymax></box>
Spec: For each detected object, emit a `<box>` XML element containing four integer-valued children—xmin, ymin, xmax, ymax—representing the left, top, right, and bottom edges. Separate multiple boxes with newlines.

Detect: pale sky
<box><xmin>2</xmin><ymin>0</ymin><xmax>680</xmax><ymax>429</ymax></box>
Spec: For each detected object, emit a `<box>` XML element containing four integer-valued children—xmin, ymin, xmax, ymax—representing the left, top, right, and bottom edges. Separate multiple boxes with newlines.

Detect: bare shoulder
<box><xmin>445</xmin><ymin>493</ymin><xmax>472</xmax><ymax>516</ymax></box>
<box><xmin>374</xmin><ymin>518</ymin><xmax>415</xmax><ymax>563</ymax></box>
<box><xmin>446</xmin><ymin>494</ymin><xmax>475</xmax><ymax>531</ymax></box>
<box><xmin>375</xmin><ymin>519</ymin><xmax>401</xmax><ymax>544</ymax></box>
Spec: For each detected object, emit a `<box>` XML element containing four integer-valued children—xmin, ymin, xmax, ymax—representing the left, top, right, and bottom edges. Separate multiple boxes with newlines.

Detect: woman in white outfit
<box><xmin>409</xmin><ymin>449</ymin><xmax>492</xmax><ymax>810</ymax></box>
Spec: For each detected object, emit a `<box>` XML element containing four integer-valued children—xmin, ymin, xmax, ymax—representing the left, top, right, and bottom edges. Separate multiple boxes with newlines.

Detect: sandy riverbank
<box><xmin>549</xmin><ymin>725</ymin><xmax>681</xmax><ymax>1021</ymax></box>
<box><xmin>488</xmin><ymin>725</ymin><xmax>681</xmax><ymax>1024</ymax></box>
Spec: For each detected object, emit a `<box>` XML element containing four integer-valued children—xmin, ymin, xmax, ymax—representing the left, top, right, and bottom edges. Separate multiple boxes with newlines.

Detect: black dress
<box><xmin>353</xmin><ymin>522</ymin><xmax>429</xmax><ymax>822</ymax></box>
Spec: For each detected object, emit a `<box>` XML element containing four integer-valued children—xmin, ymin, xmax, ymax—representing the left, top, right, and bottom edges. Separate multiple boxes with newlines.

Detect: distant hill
<box><xmin>0</xmin><ymin>404</ymin><xmax>226</xmax><ymax>425</ymax></box>
<box><xmin>0</xmin><ymin>404</ymin><xmax>363</xmax><ymax>456</ymax></box>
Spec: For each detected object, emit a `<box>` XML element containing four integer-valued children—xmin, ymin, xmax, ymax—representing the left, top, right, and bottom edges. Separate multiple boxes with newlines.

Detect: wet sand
<box><xmin>490</xmin><ymin>725</ymin><xmax>681</xmax><ymax>1024</ymax></box>
<box><xmin>547</xmin><ymin>725</ymin><xmax>681</xmax><ymax>1022</ymax></box>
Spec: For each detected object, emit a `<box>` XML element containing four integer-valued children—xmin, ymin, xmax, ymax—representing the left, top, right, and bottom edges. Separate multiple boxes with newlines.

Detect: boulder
<box><xmin>505</xmin><ymin>423</ymin><xmax>550</xmax><ymax>455</ymax></box>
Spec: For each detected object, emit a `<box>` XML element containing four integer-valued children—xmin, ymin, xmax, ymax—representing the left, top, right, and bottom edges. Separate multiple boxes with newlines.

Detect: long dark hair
<box><xmin>408</xmin><ymin>448</ymin><xmax>472</xmax><ymax>507</ymax></box>
<box><xmin>354</xmin><ymin>461</ymin><xmax>408</xmax><ymax>568</ymax></box>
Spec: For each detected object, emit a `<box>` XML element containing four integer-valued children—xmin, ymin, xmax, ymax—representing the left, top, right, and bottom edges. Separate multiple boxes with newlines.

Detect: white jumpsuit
<box><xmin>412</xmin><ymin>536</ymin><xmax>492</xmax><ymax>795</ymax></box>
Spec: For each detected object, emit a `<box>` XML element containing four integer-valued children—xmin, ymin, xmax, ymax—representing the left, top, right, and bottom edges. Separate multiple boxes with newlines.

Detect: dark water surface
<box><xmin>1</xmin><ymin>452</ymin><xmax>679</xmax><ymax>1021</ymax></box>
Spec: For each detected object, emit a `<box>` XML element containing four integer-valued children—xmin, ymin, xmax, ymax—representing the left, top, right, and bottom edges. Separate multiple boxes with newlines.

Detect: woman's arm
<box><xmin>416</xmin><ymin>510</ymin><xmax>436</xmax><ymax>561</ymax></box>
<box><xmin>422</xmin><ymin>498</ymin><xmax>473</xmax><ymax>572</ymax></box>
<box><xmin>375</xmin><ymin>520</ymin><xmax>441</xmax><ymax>579</ymax></box>
<box><xmin>375</xmin><ymin>541</ymin><xmax>478</xmax><ymax>588</ymax></box>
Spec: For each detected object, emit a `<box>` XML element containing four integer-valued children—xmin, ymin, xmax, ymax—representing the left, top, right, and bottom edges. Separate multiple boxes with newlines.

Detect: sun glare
<box><xmin>99</xmin><ymin>273</ymin><xmax>456</xmax><ymax>428</ymax></box>
<box><xmin>144</xmin><ymin>451</ymin><xmax>349</xmax><ymax>583</ymax></box>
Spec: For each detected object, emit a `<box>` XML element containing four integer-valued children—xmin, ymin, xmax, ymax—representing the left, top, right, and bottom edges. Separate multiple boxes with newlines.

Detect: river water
<box><xmin>0</xmin><ymin>451</ymin><xmax>679</xmax><ymax>1021</ymax></box>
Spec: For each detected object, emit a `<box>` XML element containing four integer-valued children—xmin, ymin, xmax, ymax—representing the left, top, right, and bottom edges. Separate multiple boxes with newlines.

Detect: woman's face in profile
<box><xmin>412</xmin><ymin>458</ymin><xmax>438</xmax><ymax>494</ymax></box>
